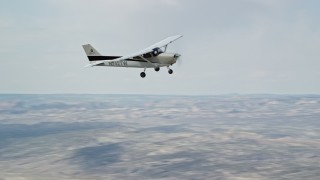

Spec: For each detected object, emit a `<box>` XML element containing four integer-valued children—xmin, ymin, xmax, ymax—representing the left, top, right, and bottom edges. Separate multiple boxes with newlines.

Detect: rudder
<box><xmin>82</xmin><ymin>44</ymin><xmax>102</xmax><ymax>57</ymax></box>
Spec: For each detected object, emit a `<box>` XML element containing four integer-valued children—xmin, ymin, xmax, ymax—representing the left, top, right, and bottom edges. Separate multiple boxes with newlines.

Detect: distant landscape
<box><xmin>0</xmin><ymin>94</ymin><xmax>319</xmax><ymax>179</ymax></box>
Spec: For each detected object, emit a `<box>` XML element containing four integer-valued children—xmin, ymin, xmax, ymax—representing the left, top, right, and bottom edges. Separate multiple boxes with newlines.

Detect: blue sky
<box><xmin>1</xmin><ymin>0</ymin><xmax>320</xmax><ymax>95</ymax></box>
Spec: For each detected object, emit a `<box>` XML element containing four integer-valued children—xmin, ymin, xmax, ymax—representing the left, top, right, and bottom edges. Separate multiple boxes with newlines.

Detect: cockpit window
<box><xmin>154</xmin><ymin>47</ymin><xmax>163</xmax><ymax>54</ymax></box>
<box><xmin>143</xmin><ymin>52</ymin><xmax>153</xmax><ymax>58</ymax></box>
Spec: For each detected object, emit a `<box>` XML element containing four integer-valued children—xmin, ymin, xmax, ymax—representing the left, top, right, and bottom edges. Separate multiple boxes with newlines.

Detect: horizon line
<box><xmin>0</xmin><ymin>93</ymin><xmax>320</xmax><ymax>96</ymax></box>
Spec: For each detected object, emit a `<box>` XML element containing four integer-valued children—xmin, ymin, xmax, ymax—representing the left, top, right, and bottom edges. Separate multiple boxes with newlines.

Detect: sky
<box><xmin>0</xmin><ymin>0</ymin><xmax>320</xmax><ymax>95</ymax></box>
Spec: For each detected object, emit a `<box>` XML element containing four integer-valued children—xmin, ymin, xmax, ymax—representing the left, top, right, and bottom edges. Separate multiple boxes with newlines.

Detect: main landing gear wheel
<box><xmin>168</xmin><ymin>69</ymin><xmax>173</xmax><ymax>74</ymax></box>
<box><xmin>140</xmin><ymin>72</ymin><xmax>146</xmax><ymax>78</ymax></box>
<box><xmin>154</xmin><ymin>67</ymin><xmax>160</xmax><ymax>72</ymax></box>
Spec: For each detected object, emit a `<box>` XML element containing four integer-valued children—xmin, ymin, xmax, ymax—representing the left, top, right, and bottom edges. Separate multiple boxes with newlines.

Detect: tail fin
<box><xmin>82</xmin><ymin>44</ymin><xmax>120</xmax><ymax>62</ymax></box>
<box><xmin>82</xmin><ymin>44</ymin><xmax>102</xmax><ymax>56</ymax></box>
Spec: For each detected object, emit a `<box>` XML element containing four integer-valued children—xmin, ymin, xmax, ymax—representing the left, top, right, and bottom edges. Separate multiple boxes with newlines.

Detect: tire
<box><xmin>140</xmin><ymin>72</ymin><xmax>146</xmax><ymax>78</ymax></box>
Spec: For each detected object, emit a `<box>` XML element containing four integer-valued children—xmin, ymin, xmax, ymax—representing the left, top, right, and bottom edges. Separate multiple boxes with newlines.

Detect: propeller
<box><xmin>174</xmin><ymin>54</ymin><xmax>181</xmax><ymax>59</ymax></box>
<box><xmin>174</xmin><ymin>53</ymin><xmax>182</xmax><ymax>66</ymax></box>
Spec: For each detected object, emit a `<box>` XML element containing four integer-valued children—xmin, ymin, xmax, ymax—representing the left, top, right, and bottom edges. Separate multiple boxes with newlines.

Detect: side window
<box><xmin>143</xmin><ymin>53</ymin><xmax>153</xmax><ymax>58</ymax></box>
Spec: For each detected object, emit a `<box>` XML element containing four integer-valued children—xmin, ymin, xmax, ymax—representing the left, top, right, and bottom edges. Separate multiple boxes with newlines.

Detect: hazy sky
<box><xmin>1</xmin><ymin>0</ymin><xmax>319</xmax><ymax>95</ymax></box>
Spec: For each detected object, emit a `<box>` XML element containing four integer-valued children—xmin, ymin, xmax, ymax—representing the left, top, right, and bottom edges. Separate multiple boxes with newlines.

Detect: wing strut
<box><xmin>164</xmin><ymin>45</ymin><xmax>168</xmax><ymax>52</ymax></box>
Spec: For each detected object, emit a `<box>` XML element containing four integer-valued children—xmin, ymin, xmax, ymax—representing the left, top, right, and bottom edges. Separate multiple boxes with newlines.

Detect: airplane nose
<box><xmin>173</xmin><ymin>53</ymin><xmax>181</xmax><ymax>64</ymax></box>
<box><xmin>174</xmin><ymin>53</ymin><xmax>181</xmax><ymax>59</ymax></box>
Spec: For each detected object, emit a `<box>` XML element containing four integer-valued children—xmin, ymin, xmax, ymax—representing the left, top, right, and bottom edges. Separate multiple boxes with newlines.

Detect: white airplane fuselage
<box><xmin>97</xmin><ymin>53</ymin><xmax>180</xmax><ymax>68</ymax></box>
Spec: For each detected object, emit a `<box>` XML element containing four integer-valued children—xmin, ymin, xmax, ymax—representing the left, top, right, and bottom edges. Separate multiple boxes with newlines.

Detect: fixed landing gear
<box><xmin>140</xmin><ymin>72</ymin><xmax>146</xmax><ymax>78</ymax></box>
<box><xmin>140</xmin><ymin>67</ymin><xmax>173</xmax><ymax>78</ymax></box>
<box><xmin>140</xmin><ymin>68</ymin><xmax>146</xmax><ymax>78</ymax></box>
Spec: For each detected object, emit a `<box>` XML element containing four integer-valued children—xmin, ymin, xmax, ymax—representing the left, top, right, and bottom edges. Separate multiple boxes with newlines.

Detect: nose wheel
<box><xmin>168</xmin><ymin>69</ymin><xmax>173</xmax><ymax>74</ymax></box>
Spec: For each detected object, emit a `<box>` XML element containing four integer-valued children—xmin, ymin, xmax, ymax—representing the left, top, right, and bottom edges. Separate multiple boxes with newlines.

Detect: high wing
<box><xmin>140</xmin><ymin>34</ymin><xmax>183</xmax><ymax>52</ymax></box>
<box><xmin>86</xmin><ymin>35</ymin><xmax>183</xmax><ymax>67</ymax></box>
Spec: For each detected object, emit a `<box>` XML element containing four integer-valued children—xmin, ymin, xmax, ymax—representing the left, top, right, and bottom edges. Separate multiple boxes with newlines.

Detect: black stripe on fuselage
<box><xmin>88</xmin><ymin>56</ymin><xmax>147</xmax><ymax>63</ymax></box>
<box><xmin>88</xmin><ymin>56</ymin><xmax>120</xmax><ymax>61</ymax></box>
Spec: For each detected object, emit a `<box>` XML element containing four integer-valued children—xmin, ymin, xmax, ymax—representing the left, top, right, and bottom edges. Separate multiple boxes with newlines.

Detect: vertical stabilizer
<box><xmin>82</xmin><ymin>44</ymin><xmax>102</xmax><ymax>56</ymax></box>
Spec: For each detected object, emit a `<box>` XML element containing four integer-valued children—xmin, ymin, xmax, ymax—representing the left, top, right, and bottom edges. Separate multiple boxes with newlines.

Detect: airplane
<box><xmin>82</xmin><ymin>35</ymin><xmax>183</xmax><ymax>78</ymax></box>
